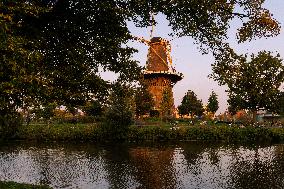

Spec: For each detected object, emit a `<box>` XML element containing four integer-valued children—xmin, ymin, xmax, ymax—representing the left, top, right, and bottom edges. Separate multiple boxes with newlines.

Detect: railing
<box><xmin>142</xmin><ymin>70</ymin><xmax>183</xmax><ymax>77</ymax></box>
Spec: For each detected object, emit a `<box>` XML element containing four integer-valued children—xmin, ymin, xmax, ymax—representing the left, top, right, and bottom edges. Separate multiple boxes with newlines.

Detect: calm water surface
<box><xmin>0</xmin><ymin>142</ymin><xmax>283</xmax><ymax>189</ymax></box>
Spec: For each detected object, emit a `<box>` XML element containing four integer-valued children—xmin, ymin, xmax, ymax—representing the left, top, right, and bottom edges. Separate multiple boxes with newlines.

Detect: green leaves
<box><xmin>160</xmin><ymin>87</ymin><xmax>174</xmax><ymax>118</ymax></box>
<box><xmin>103</xmin><ymin>82</ymin><xmax>135</xmax><ymax>136</ymax></box>
<box><xmin>224</xmin><ymin>51</ymin><xmax>284</xmax><ymax>115</ymax></box>
<box><xmin>178</xmin><ymin>90</ymin><xmax>204</xmax><ymax>117</ymax></box>
<box><xmin>207</xmin><ymin>91</ymin><xmax>219</xmax><ymax>114</ymax></box>
<box><xmin>1</xmin><ymin>0</ymin><xmax>281</xmax><ymax>129</ymax></box>
<box><xmin>1</xmin><ymin>0</ymin><xmax>142</xmax><ymax>118</ymax></box>
<box><xmin>237</xmin><ymin>9</ymin><xmax>280</xmax><ymax>43</ymax></box>
<box><xmin>134</xmin><ymin>81</ymin><xmax>154</xmax><ymax>118</ymax></box>
<box><xmin>0</xmin><ymin>1</ymin><xmax>48</xmax><ymax>115</ymax></box>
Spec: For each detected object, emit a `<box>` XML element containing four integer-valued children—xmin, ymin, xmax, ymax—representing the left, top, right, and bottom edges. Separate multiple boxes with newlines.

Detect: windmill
<box><xmin>132</xmin><ymin>15</ymin><xmax>183</xmax><ymax>116</ymax></box>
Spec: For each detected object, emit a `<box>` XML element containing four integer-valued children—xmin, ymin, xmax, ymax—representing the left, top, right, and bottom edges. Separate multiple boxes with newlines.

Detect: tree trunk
<box><xmin>252</xmin><ymin>110</ymin><xmax>257</xmax><ymax>123</ymax></box>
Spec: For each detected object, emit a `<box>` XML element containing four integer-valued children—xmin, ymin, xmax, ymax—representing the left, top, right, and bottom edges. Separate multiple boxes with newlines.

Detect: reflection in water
<box><xmin>0</xmin><ymin>142</ymin><xmax>283</xmax><ymax>189</ymax></box>
<box><xmin>129</xmin><ymin>146</ymin><xmax>177</xmax><ymax>189</ymax></box>
<box><xmin>229</xmin><ymin>146</ymin><xmax>284</xmax><ymax>189</ymax></box>
<box><xmin>103</xmin><ymin>144</ymin><xmax>138</xmax><ymax>189</ymax></box>
<box><xmin>0</xmin><ymin>143</ymin><xmax>109</xmax><ymax>189</ymax></box>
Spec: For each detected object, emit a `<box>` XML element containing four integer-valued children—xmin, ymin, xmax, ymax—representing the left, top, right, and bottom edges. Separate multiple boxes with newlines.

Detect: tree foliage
<box><xmin>34</xmin><ymin>102</ymin><xmax>57</xmax><ymax>121</ymax></box>
<box><xmin>160</xmin><ymin>87</ymin><xmax>174</xmax><ymax>119</ymax></box>
<box><xmin>131</xmin><ymin>0</ymin><xmax>280</xmax><ymax>49</ymax></box>
<box><xmin>0</xmin><ymin>1</ymin><xmax>47</xmax><ymax>116</ymax></box>
<box><xmin>280</xmin><ymin>93</ymin><xmax>284</xmax><ymax>116</ymax></box>
<box><xmin>134</xmin><ymin>81</ymin><xmax>154</xmax><ymax>118</ymax></box>
<box><xmin>178</xmin><ymin>90</ymin><xmax>204</xmax><ymax>117</ymax></box>
<box><xmin>82</xmin><ymin>100</ymin><xmax>103</xmax><ymax>117</ymax></box>
<box><xmin>224</xmin><ymin>51</ymin><xmax>284</xmax><ymax>118</ymax></box>
<box><xmin>0</xmin><ymin>0</ymin><xmax>140</xmax><ymax>119</ymax></box>
<box><xmin>103</xmin><ymin>83</ymin><xmax>135</xmax><ymax>137</ymax></box>
<box><xmin>207</xmin><ymin>91</ymin><xmax>219</xmax><ymax>114</ymax></box>
<box><xmin>273</xmin><ymin>92</ymin><xmax>284</xmax><ymax>116</ymax></box>
<box><xmin>0</xmin><ymin>0</ymin><xmax>281</xmax><ymax>125</ymax></box>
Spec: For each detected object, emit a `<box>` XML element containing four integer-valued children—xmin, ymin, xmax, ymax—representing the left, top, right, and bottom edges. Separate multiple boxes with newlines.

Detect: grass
<box><xmin>17</xmin><ymin>123</ymin><xmax>100</xmax><ymax>141</ymax></box>
<box><xmin>7</xmin><ymin>121</ymin><xmax>283</xmax><ymax>143</ymax></box>
<box><xmin>0</xmin><ymin>181</ymin><xmax>51</xmax><ymax>189</ymax></box>
<box><xmin>127</xmin><ymin>125</ymin><xmax>284</xmax><ymax>143</ymax></box>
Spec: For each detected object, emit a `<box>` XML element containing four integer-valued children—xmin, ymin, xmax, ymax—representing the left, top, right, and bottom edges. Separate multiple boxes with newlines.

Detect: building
<box><xmin>143</xmin><ymin>37</ymin><xmax>183</xmax><ymax>116</ymax></box>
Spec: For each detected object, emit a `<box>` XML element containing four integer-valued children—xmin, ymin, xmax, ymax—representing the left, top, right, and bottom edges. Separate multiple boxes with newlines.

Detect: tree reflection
<box><xmin>129</xmin><ymin>144</ymin><xmax>177</xmax><ymax>189</ymax></box>
<box><xmin>181</xmin><ymin>142</ymin><xmax>222</xmax><ymax>166</ymax></box>
<box><xmin>0</xmin><ymin>142</ymin><xmax>284</xmax><ymax>189</ymax></box>
<box><xmin>102</xmin><ymin>143</ymin><xmax>138</xmax><ymax>189</ymax></box>
<box><xmin>102</xmin><ymin>143</ymin><xmax>178</xmax><ymax>189</ymax></box>
<box><xmin>229</xmin><ymin>145</ymin><xmax>284</xmax><ymax>189</ymax></box>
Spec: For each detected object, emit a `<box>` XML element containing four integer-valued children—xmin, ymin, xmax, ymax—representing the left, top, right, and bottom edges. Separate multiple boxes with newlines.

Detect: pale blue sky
<box><xmin>103</xmin><ymin>1</ymin><xmax>284</xmax><ymax>114</ymax></box>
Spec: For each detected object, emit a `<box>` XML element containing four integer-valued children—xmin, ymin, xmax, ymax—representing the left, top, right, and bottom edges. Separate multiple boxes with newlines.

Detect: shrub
<box><xmin>102</xmin><ymin>83</ymin><xmax>135</xmax><ymax>140</ymax></box>
<box><xmin>0</xmin><ymin>112</ymin><xmax>23</xmax><ymax>139</ymax></box>
<box><xmin>150</xmin><ymin>110</ymin><xmax>160</xmax><ymax>118</ymax></box>
<box><xmin>0</xmin><ymin>181</ymin><xmax>51</xmax><ymax>189</ymax></box>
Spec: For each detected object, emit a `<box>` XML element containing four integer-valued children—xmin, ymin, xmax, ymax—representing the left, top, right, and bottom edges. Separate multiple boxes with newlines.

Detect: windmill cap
<box><xmin>150</xmin><ymin>37</ymin><xmax>163</xmax><ymax>43</ymax></box>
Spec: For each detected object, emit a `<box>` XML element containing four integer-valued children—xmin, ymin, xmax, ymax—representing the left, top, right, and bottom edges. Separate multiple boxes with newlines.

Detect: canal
<box><xmin>0</xmin><ymin>142</ymin><xmax>283</xmax><ymax>189</ymax></box>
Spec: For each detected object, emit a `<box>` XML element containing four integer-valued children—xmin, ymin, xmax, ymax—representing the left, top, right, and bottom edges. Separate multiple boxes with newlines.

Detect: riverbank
<box><xmin>0</xmin><ymin>181</ymin><xmax>51</xmax><ymax>189</ymax></box>
<box><xmin>5</xmin><ymin>123</ymin><xmax>283</xmax><ymax>143</ymax></box>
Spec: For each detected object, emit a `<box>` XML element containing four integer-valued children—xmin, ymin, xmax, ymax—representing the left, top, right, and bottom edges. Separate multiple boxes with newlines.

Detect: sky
<box><xmin>102</xmin><ymin>1</ymin><xmax>284</xmax><ymax>114</ymax></box>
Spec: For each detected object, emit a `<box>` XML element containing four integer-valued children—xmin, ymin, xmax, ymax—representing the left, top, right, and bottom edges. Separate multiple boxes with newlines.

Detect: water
<box><xmin>0</xmin><ymin>142</ymin><xmax>283</xmax><ymax>189</ymax></box>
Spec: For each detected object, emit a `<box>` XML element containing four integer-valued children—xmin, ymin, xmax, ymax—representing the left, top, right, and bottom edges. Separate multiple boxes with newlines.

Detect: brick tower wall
<box><xmin>144</xmin><ymin>37</ymin><xmax>175</xmax><ymax>113</ymax></box>
<box><xmin>147</xmin><ymin>77</ymin><xmax>173</xmax><ymax>110</ymax></box>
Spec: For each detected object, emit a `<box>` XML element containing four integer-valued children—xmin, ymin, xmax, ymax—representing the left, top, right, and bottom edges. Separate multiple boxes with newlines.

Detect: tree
<box><xmin>178</xmin><ymin>90</ymin><xmax>204</xmax><ymax>118</ymax></box>
<box><xmin>0</xmin><ymin>1</ymin><xmax>50</xmax><ymax>131</ymax></box>
<box><xmin>134</xmin><ymin>81</ymin><xmax>154</xmax><ymax>118</ymax></box>
<box><xmin>178</xmin><ymin>91</ymin><xmax>190</xmax><ymax>117</ymax></box>
<box><xmin>177</xmin><ymin>104</ymin><xmax>187</xmax><ymax>118</ymax></box>
<box><xmin>103</xmin><ymin>83</ymin><xmax>135</xmax><ymax>139</ymax></box>
<box><xmin>160</xmin><ymin>87</ymin><xmax>174</xmax><ymax>119</ymax></box>
<box><xmin>82</xmin><ymin>100</ymin><xmax>103</xmax><ymax>117</ymax></box>
<box><xmin>224</xmin><ymin>51</ymin><xmax>284</xmax><ymax>121</ymax></box>
<box><xmin>207</xmin><ymin>91</ymin><xmax>219</xmax><ymax>115</ymax></box>
<box><xmin>0</xmin><ymin>1</ymin><xmax>140</xmax><ymax>125</ymax></box>
<box><xmin>1</xmin><ymin>0</ymin><xmax>280</xmax><ymax>128</ymax></box>
<box><xmin>33</xmin><ymin>102</ymin><xmax>57</xmax><ymax>123</ymax></box>
<box><xmin>273</xmin><ymin>92</ymin><xmax>284</xmax><ymax>116</ymax></box>
<box><xmin>195</xmin><ymin>100</ymin><xmax>205</xmax><ymax>117</ymax></box>
<box><xmin>279</xmin><ymin>92</ymin><xmax>284</xmax><ymax>116</ymax></box>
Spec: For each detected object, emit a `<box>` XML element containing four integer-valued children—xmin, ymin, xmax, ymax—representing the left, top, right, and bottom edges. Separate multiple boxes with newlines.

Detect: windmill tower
<box><xmin>144</xmin><ymin>37</ymin><xmax>183</xmax><ymax>116</ymax></box>
<box><xmin>133</xmin><ymin>12</ymin><xmax>183</xmax><ymax>116</ymax></box>
<box><xmin>134</xmin><ymin>36</ymin><xmax>183</xmax><ymax>116</ymax></box>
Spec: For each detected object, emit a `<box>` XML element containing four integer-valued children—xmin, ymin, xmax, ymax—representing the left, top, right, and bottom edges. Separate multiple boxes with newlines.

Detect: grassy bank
<box><xmin>17</xmin><ymin>123</ymin><xmax>99</xmax><ymax>141</ymax></box>
<box><xmin>8</xmin><ymin>123</ymin><xmax>284</xmax><ymax>143</ymax></box>
<box><xmin>0</xmin><ymin>181</ymin><xmax>51</xmax><ymax>189</ymax></box>
<box><xmin>128</xmin><ymin>126</ymin><xmax>284</xmax><ymax>143</ymax></box>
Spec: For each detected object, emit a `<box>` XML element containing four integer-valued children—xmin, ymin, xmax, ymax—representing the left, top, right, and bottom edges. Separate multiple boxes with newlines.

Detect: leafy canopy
<box><xmin>178</xmin><ymin>90</ymin><xmax>204</xmax><ymax>117</ymax></box>
<box><xmin>103</xmin><ymin>82</ymin><xmax>135</xmax><ymax>136</ymax></box>
<box><xmin>225</xmin><ymin>51</ymin><xmax>284</xmax><ymax>114</ymax></box>
<box><xmin>207</xmin><ymin>91</ymin><xmax>219</xmax><ymax>114</ymax></box>
<box><xmin>134</xmin><ymin>81</ymin><xmax>154</xmax><ymax>118</ymax></box>
<box><xmin>160</xmin><ymin>87</ymin><xmax>174</xmax><ymax>118</ymax></box>
<box><xmin>0</xmin><ymin>0</ymin><xmax>281</xmax><ymax>118</ymax></box>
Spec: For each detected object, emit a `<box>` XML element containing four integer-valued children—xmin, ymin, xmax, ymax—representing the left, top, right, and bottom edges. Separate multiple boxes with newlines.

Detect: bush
<box><xmin>101</xmin><ymin>83</ymin><xmax>135</xmax><ymax>140</ymax></box>
<box><xmin>3</xmin><ymin>121</ymin><xmax>284</xmax><ymax>143</ymax></box>
<box><xmin>127</xmin><ymin>125</ymin><xmax>284</xmax><ymax>143</ymax></box>
<box><xmin>0</xmin><ymin>181</ymin><xmax>51</xmax><ymax>189</ymax></box>
<box><xmin>0</xmin><ymin>113</ymin><xmax>23</xmax><ymax>139</ymax></box>
<box><xmin>53</xmin><ymin>116</ymin><xmax>97</xmax><ymax>124</ymax></box>
<box><xmin>150</xmin><ymin>110</ymin><xmax>160</xmax><ymax>117</ymax></box>
<box><xmin>17</xmin><ymin>123</ymin><xmax>100</xmax><ymax>141</ymax></box>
